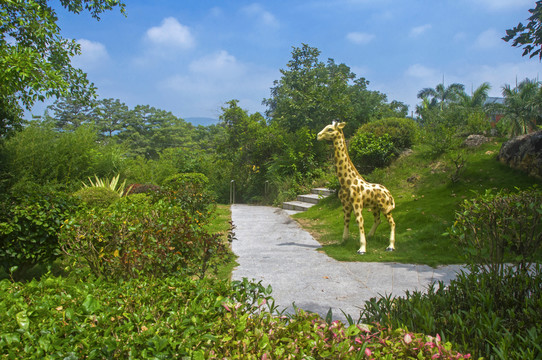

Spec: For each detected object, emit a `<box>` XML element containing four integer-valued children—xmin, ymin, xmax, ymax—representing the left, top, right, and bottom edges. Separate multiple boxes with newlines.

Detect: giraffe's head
<box><xmin>317</xmin><ymin>121</ymin><xmax>346</xmax><ymax>141</ymax></box>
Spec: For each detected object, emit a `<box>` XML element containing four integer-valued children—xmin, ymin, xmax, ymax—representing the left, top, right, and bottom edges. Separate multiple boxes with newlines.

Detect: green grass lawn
<box><xmin>205</xmin><ymin>204</ymin><xmax>238</xmax><ymax>280</ymax></box>
<box><xmin>293</xmin><ymin>140</ymin><xmax>541</xmax><ymax>267</ymax></box>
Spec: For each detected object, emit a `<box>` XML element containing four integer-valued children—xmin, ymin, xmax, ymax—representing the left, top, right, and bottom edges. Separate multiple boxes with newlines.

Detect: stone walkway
<box><xmin>230</xmin><ymin>204</ymin><xmax>464</xmax><ymax>323</ymax></box>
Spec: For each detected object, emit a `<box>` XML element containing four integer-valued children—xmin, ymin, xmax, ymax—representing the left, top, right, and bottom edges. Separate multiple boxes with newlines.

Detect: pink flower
<box><xmin>432</xmin><ymin>354</ymin><xmax>440</xmax><ymax>359</ymax></box>
<box><xmin>355</xmin><ymin>337</ymin><xmax>363</xmax><ymax>344</ymax></box>
<box><xmin>365</xmin><ymin>348</ymin><xmax>372</xmax><ymax>357</ymax></box>
<box><xmin>404</xmin><ymin>333</ymin><xmax>412</xmax><ymax>344</ymax></box>
<box><xmin>436</xmin><ymin>334</ymin><xmax>441</xmax><ymax>343</ymax></box>
<box><xmin>222</xmin><ymin>303</ymin><xmax>231</xmax><ymax>312</ymax></box>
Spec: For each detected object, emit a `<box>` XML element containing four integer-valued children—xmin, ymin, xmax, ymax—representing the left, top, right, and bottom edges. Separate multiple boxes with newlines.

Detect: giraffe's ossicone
<box><xmin>317</xmin><ymin>121</ymin><xmax>396</xmax><ymax>254</ymax></box>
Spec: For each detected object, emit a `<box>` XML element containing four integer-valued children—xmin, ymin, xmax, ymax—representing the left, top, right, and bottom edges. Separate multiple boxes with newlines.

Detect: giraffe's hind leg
<box><xmin>353</xmin><ymin>206</ymin><xmax>366</xmax><ymax>255</ymax></box>
<box><xmin>367</xmin><ymin>210</ymin><xmax>381</xmax><ymax>237</ymax></box>
<box><xmin>384</xmin><ymin>212</ymin><xmax>396</xmax><ymax>251</ymax></box>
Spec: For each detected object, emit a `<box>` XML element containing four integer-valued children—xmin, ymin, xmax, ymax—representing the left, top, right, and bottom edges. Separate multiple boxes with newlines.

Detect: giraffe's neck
<box><xmin>333</xmin><ymin>132</ymin><xmax>365</xmax><ymax>183</ymax></box>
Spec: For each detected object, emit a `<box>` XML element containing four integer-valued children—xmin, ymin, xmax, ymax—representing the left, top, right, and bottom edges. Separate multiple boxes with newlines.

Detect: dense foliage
<box><xmin>451</xmin><ymin>187</ymin><xmax>542</xmax><ymax>274</ymax></box>
<box><xmin>60</xmin><ymin>193</ymin><xmax>230</xmax><ymax>280</ymax></box>
<box><xmin>349</xmin><ymin>132</ymin><xmax>395</xmax><ymax>174</ymax></box>
<box><xmin>0</xmin><ymin>190</ymin><xmax>78</xmax><ymax>277</ymax></box>
<box><xmin>73</xmin><ymin>187</ymin><xmax>120</xmax><ymax>208</ymax></box>
<box><xmin>0</xmin><ymin>275</ymin><xmax>471</xmax><ymax>359</ymax></box>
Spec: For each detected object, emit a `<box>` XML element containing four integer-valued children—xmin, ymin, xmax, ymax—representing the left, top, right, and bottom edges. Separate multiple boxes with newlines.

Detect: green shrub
<box><xmin>0</xmin><ymin>191</ymin><xmax>77</xmax><ymax>276</ymax></box>
<box><xmin>349</xmin><ymin>132</ymin><xmax>395</xmax><ymax>173</ymax></box>
<box><xmin>450</xmin><ymin>187</ymin><xmax>542</xmax><ymax>275</ymax></box>
<box><xmin>0</xmin><ymin>275</ymin><xmax>470</xmax><ymax>359</ymax></box>
<box><xmin>465</xmin><ymin>111</ymin><xmax>491</xmax><ymax>135</ymax></box>
<box><xmin>125</xmin><ymin>183</ymin><xmax>161</xmax><ymax>196</ymax></box>
<box><xmin>73</xmin><ymin>186</ymin><xmax>120</xmax><ymax>208</ymax></box>
<box><xmin>359</xmin><ymin>117</ymin><xmax>418</xmax><ymax>150</ymax></box>
<box><xmin>60</xmin><ymin>196</ymin><xmax>231</xmax><ymax>280</ymax></box>
<box><xmin>361</xmin><ymin>266</ymin><xmax>542</xmax><ymax>359</ymax></box>
<box><xmin>160</xmin><ymin>173</ymin><xmax>216</xmax><ymax>219</ymax></box>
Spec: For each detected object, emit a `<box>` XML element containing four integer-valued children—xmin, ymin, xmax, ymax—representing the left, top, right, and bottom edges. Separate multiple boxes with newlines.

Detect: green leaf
<box><xmin>82</xmin><ymin>294</ymin><xmax>101</xmax><ymax>314</ymax></box>
<box><xmin>16</xmin><ymin>310</ymin><xmax>29</xmax><ymax>331</ymax></box>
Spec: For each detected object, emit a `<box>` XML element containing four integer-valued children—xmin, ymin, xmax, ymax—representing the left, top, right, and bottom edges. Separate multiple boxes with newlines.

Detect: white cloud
<box><xmin>189</xmin><ymin>51</ymin><xmax>244</xmax><ymax>77</ymax></box>
<box><xmin>346</xmin><ymin>32</ymin><xmax>375</xmax><ymax>45</ymax></box>
<box><xmin>72</xmin><ymin>39</ymin><xmax>109</xmax><ymax>69</ymax></box>
<box><xmin>474</xmin><ymin>28</ymin><xmax>502</xmax><ymax>49</ymax></box>
<box><xmin>145</xmin><ymin>17</ymin><xmax>195</xmax><ymax>49</ymax></box>
<box><xmin>405</xmin><ymin>64</ymin><xmax>438</xmax><ymax>79</ymax></box>
<box><xmin>409</xmin><ymin>24</ymin><xmax>432</xmax><ymax>37</ymax></box>
<box><xmin>159</xmin><ymin>50</ymin><xmax>278</xmax><ymax>117</ymax></box>
<box><xmin>241</xmin><ymin>4</ymin><xmax>279</xmax><ymax>28</ymax></box>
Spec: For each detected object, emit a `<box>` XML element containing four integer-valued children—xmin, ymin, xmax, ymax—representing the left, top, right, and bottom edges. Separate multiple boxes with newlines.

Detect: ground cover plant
<box><xmin>0</xmin><ymin>274</ymin><xmax>472</xmax><ymax>359</ymax></box>
<box><xmin>295</xmin><ymin>140</ymin><xmax>541</xmax><ymax>266</ymax></box>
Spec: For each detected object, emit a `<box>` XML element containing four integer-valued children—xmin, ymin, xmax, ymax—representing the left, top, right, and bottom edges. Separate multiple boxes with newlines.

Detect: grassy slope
<box><xmin>293</xmin><ymin>140</ymin><xmax>541</xmax><ymax>267</ymax></box>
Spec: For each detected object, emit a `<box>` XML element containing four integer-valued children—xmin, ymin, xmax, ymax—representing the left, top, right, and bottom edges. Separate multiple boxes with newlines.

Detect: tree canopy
<box><xmin>0</xmin><ymin>0</ymin><xmax>126</xmax><ymax>137</ymax></box>
<box><xmin>503</xmin><ymin>1</ymin><xmax>542</xmax><ymax>59</ymax></box>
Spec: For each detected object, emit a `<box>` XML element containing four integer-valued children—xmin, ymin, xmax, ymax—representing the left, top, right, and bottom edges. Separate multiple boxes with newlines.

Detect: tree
<box><xmin>458</xmin><ymin>82</ymin><xmax>491</xmax><ymax>110</ymax></box>
<box><xmin>501</xmin><ymin>78</ymin><xmax>541</xmax><ymax>136</ymax></box>
<box><xmin>120</xmin><ymin>105</ymin><xmax>193</xmax><ymax>159</ymax></box>
<box><xmin>0</xmin><ymin>0</ymin><xmax>126</xmax><ymax>136</ymax></box>
<box><xmin>417</xmin><ymin>83</ymin><xmax>465</xmax><ymax>111</ymax></box>
<box><xmin>503</xmin><ymin>1</ymin><xmax>542</xmax><ymax>59</ymax></box>
<box><xmin>263</xmin><ymin>44</ymin><xmax>355</xmax><ymax>133</ymax></box>
<box><xmin>92</xmin><ymin>98</ymin><xmax>130</xmax><ymax>139</ymax></box>
<box><xmin>45</xmin><ymin>95</ymin><xmax>95</xmax><ymax>131</ymax></box>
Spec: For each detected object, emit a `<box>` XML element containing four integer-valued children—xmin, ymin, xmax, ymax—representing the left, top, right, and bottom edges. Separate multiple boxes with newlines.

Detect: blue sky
<box><xmin>38</xmin><ymin>0</ymin><xmax>541</xmax><ymax>120</ymax></box>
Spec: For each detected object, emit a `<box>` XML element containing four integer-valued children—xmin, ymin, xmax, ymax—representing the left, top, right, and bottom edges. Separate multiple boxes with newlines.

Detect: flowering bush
<box><xmin>59</xmin><ymin>195</ymin><xmax>231</xmax><ymax>280</ymax></box>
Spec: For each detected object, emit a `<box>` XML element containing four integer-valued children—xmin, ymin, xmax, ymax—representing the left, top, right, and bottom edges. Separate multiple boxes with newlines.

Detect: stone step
<box><xmin>282</xmin><ymin>200</ymin><xmax>315</xmax><ymax>212</ymax></box>
<box><xmin>282</xmin><ymin>188</ymin><xmax>335</xmax><ymax>213</ymax></box>
<box><xmin>297</xmin><ymin>193</ymin><xmax>322</xmax><ymax>204</ymax></box>
<box><xmin>311</xmin><ymin>187</ymin><xmax>335</xmax><ymax>197</ymax></box>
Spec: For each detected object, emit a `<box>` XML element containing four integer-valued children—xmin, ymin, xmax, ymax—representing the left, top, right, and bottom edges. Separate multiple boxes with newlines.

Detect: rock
<box><xmin>497</xmin><ymin>131</ymin><xmax>542</xmax><ymax>179</ymax></box>
<box><xmin>406</xmin><ymin>174</ymin><xmax>420</xmax><ymax>184</ymax></box>
<box><xmin>463</xmin><ymin>134</ymin><xmax>490</xmax><ymax>147</ymax></box>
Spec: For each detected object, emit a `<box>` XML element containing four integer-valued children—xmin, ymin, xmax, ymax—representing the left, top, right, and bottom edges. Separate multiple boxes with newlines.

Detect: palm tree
<box><xmin>458</xmin><ymin>82</ymin><xmax>491</xmax><ymax>109</ymax></box>
<box><xmin>417</xmin><ymin>83</ymin><xmax>465</xmax><ymax>110</ymax></box>
<box><xmin>501</xmin><ymin>78</ymin><xmax>541</xmax><ymax>136</ymax></box>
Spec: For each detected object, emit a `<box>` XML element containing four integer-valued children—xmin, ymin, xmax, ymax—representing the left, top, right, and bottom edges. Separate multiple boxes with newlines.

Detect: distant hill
<box><xmin>184</xmin><ymin>117</ymin><xmax>220</xmax><ymax>127</ymax></box>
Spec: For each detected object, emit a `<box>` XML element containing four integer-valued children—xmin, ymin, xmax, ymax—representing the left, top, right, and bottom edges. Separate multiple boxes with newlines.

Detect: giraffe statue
<box><xmin>317</xmin><ymin>121</ymin><xmax>396</xmax><ymax>254</ymax></box>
